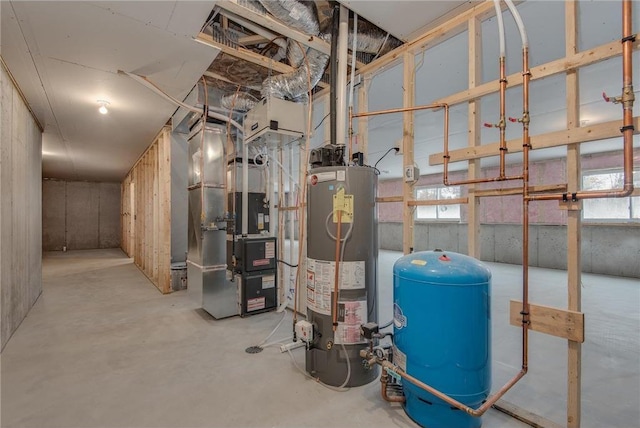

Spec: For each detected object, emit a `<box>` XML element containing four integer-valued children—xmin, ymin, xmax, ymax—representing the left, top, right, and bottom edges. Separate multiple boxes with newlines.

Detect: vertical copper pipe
<box><xmin>499</xmin><ymin>57</ymin><xmax>508</xmax><ymax>179</ymax></box>
<box><xmin>521</xmin><ymin>46</ymin><xmax>531</xmax><ymax>371</ymax></box>
<box><xmin>528</xmin><ymin>0</ymin><xmax>634</xmax><ymax>201</ymax></box>
<box><xmin>332</xmin><ymin>209</ymin><xmax>343</xmax><ymax>332</ymax></box>
<box><xmin>348</xmin><ymin>106</ymin><xmax>354</xmax><ymax>161</ymax></box>
<box><xmin>381</xmin><ymin>372</ymin><xmax>406</xmax><ymax>403</ymax></box>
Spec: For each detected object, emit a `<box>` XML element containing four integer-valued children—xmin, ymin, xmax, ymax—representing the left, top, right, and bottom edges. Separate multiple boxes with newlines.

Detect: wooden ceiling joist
<box><xmin>197</xmin><ymin>33</ymin><xmax>329</xmax><ymax>89</ymax></box>
<box><xmin>217</xmin><ymin>0</ymin><xmax>365</xmax><ymax>69</ymax></box>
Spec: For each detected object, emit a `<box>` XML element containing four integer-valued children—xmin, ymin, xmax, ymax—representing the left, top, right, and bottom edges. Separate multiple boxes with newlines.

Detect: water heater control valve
<box><xmin>295</xmin><ymin>320</ymin><xmax>314</xmax><ymax>343</ymax></box>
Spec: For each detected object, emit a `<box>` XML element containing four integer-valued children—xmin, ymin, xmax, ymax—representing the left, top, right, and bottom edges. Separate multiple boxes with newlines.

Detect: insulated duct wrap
<box><xmin>256</xmin><ymin>0</ymin><xmax>399</xmax><ymax>101</ymax></box>
<box><xmin>220</xmin><ymin>93</ymin><xmax>258</xmax><ymax>112</ymax></box>
<box><xmin>257</xmin><ymin>0</ymin><xmax>319</xmax><ymax>35</ymax></box>
<box><xmin>261</xmin><ymin>43</ymin><xmax>329</xmax><ymax>102</ymax></box>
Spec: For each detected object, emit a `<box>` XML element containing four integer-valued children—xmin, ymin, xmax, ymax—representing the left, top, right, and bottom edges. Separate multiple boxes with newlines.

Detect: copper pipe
<box><xmin>375</xmin><ymin>359</ymin><xmax>526</xmax><ymax>416</ymax></box>
<box><xmin>499</xmin><ymin>57</ymin><xmax>508</xmax><ymax>179</ymax></box>
<box><xmin>521</xmin><ymin>46</ymin><xmax>532</xmax><ymax>371</ymax></box>
<box><xmin>528</xmin><ymin>0</ymin><xmax>634</xmax><ymax>202</ymax></box>
<box><xmin>381</xmin><ymin>371</ymin><xmax>406</xmax><ymax>403</ymax></box>
<box><xmin>443</xmin><ymin>51</ymin><xmax>527</xmax><ymax>186</ymax></box>
<box><xmin>332</xmin><ymin>209</ymin><xmax>343</xmax><ymax>332</ymax></box>
<box><xmin>348</xmin><ymin>106</ymin><xmax>354</xmax><ymax>160</ymax></box>
<box><xmin>350</xmin><ymin>103</ymin><xmax>448</xmax><ymax>119</ymax></box>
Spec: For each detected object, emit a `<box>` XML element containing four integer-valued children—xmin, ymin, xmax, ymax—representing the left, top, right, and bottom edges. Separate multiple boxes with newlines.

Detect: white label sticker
<box><xmin>262</xmin><ymin>275</ymin><xmax>275</xmax><ymax>289</ymax></box>
<box><xmin>247</xmin><ymin>297</ymin><xmax>265</xmax><ymax>312</ymax></box>
<box><xmin>392</xmin><ymin>345</ymin><xmax>407</xmax><ymax>372</ymax></box>
<box><xmin>308</xmin><ymin>171</ymin><xmax>336</xmax><ymax>184</ymax></box>
<box><xmin>265</xmin><ymin>241</ymin><xmax>275</xmax><ymax>259</ymax></box>
<box><xmin>336</xmin><ymin>170</ymin><xmax>346</xmax><ymax>181</ymax></box>
<box><xmin>258</xmin><ymin>213</ymin><xmax>264</xmax><ymax>229</ymax></box>
<box><xmin>334</xmin><ymin>299</ymin><xmax>367</xmax><ymax>345</ymax></box>
<box><xmin>264</xmin><ymin>215</ymin><xmax>270</xmax><ymax>224</ymax></box>
<box><xmin>306</xmin><ymin>258</ymin><xmax>366</xmax><ymax>315</ymax></box>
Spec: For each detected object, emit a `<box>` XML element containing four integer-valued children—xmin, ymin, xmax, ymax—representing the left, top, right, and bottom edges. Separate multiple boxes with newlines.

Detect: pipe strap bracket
<box><xmin>620</xmin><ymin>125</ymin><xmax>635</xmax><ymax>133</ymax></box>
<box><xmin>621</xmin><ymin>34</ymin><xmax>636</xmax><ymax>43</ymax></box>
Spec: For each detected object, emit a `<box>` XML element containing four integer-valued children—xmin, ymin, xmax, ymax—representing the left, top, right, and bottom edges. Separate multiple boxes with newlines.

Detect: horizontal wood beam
<box><xmin>408</xmin><ymin>197</ymin><xmax>468</xmax><ymax>206</ymax></box>
<box><xmin>217</xmin><ymin>0</ymin><xmax>364</xmax><ymax>69</ymax></box>
<box><xmin>202</xmin><ymin>71</ymin><xmax>262</xmax><ymax>91</ymax></box>
<box><xmin>196</xmin><ymin>33</ymin><xmax>292</xmax><ymax>73</ymax></box>
<box><xmin>510</xmin><ymin>300</ymin><xmax>585</xmax><ymax>342</ymax></box>
<box><xmin>494</xmin><ymin>400</ymin><xmax>565</xmax><ymax>428</ymax></box>
<box><xmin>430</xmin><ymin>116</ymin><xmax>640</xmax><ymax>165</ymax></box>
<box><xmin>433</xmin><ymin>38</ymin><xmax>640</xmax><ymax>108</ymax></box>
<box><xmin>376</xmin><ymin>195</ymin><xmax>403</xmax><ymax>203</ymax></box>
<box><xmin>197</xmin><ymin>34</ymin><xmax>328</xmax><ymax>90</ymax></box>
<box><xmin>238</xmin><ymin>34</ymin><xmax>269</xmax><ymax>45</ymax></box>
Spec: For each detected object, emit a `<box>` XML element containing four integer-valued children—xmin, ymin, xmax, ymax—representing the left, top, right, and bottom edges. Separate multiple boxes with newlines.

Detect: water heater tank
<box><xmin>393</xmin><ymin>250</ymin><xmax>491</xmax><ymax>428</ymax></box>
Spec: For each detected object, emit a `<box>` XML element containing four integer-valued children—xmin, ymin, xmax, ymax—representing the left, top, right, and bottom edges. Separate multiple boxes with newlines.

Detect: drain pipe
<box><xmin>329</xmin><ymin>3</ymin><xmax>339</xmax><ymax>146</ymax></box>
<box><xmin>336</xmin><ymin>5</ymin><xmax>349</xmax><ymax>147</ymax></box>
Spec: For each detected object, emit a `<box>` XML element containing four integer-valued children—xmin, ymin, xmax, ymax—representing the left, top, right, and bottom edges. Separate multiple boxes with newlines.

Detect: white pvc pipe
<box><xmin>493</xmin><ymin>0</ymin><xmax>506</xmax><ymax>57</ymax></box>
<box><xmin>348</xmin><ymin>13</ymin><xmax>358</xmax><ymax>109</ymax></box>
<box><xmin>504</xmin><ymin>0</ymin><xmax>529</xmax><ymax>48</ymax></box>
<box><xmin>336</xmin><ymin>5</ymin><xmax>349</xmax><ymax>146</ymax></box>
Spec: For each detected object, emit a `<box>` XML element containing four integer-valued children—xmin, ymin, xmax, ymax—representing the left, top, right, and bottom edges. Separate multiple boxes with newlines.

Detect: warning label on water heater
<box><xmin>335</xmin><ymin>299</ymin><xmax>367</xmax><ymax>345</ymax></box>
<box><xmin>306</xmin><ymin>258</ymin><xmax>366</xmax><ymax>316</ymax></box>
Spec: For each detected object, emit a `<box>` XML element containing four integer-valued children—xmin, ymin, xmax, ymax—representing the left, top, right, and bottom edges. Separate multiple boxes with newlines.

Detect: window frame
<box><xmin>414</xmin><ymin>184</ymin><xmax>462</xmax><ymax>222</ymax></box>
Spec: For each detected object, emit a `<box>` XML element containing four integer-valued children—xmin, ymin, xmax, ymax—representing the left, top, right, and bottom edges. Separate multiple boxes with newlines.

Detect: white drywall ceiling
<box><xmin>1</xmin><ymin>1</ymin><xmax>220</xmax><ymax>182</ymax></box>
<box><xmin>339</xmin><ymin>0</ymin><xmax>475</xmax><ymax>41</ymax></box>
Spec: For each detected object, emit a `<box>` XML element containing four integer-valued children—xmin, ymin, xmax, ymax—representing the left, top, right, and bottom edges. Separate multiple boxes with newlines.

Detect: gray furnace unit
<box><xmin>186</xmin><ymin>121</ymin><xmax>239</xmax><ymax>319</ymax></box>
<box><xmin>305</xmin><ymin>165</ymin><xmax>379</xmax><ymax>387</ymax></box>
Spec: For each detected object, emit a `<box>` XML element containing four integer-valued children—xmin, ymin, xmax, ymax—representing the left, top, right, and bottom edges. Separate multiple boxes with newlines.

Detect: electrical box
<box><xmin>404</xmin><ymin>165</ymin><xmax>420</xmax><ymax>183</ymax></box>
<box><xmin>295</xmin><ymin>320</ymin><xmax>314</xmax><ymax>343</ymax></box>
<box><xmin>236</xmin><ymin>271</ymin><xmax>277</xmax><ymax>316</ymax></box>
<box><xmin>244</xmin><ymin>97</ymin><xmax>305</xmax><ymax>145</ymax></box>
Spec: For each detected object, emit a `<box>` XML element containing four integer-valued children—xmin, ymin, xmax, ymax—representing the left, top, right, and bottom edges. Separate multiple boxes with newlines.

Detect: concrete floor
<box><xmin>1</xmin><ymin>249</ymin><xmax>638</xmax><ymax>427</ymax></box>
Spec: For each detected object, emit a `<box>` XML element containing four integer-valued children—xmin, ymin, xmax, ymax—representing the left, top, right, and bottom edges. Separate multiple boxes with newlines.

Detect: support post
<box><xmin>565</xmin><ymin>1</ymin><xmax>582</xmax><ymax>426</ymax></box>
<box><xmin>402</xmin><ymin>52</ymin><xmax>416</xmax><ymax>254</ymax></box>
<box><xmin>467</xmin><ymin>16</ymin><xmax>482</xmax><ymax>258</ymax></box>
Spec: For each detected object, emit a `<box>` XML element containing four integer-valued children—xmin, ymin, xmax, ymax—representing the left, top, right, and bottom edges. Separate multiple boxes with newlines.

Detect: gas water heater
<box><xmin>304</xmin><ymin>163</ymin><xmax>379</xmax><ymax>387</ymax></box>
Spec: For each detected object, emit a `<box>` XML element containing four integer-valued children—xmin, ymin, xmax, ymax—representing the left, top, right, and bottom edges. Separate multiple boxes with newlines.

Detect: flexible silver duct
<box><xmin>262</xmin><ymin>43</ymin><xmax>330</xmax><ymax>102</ymax></box>
<box><xmin>257</xmin><ymin>0</ymin><xmax>319</xmax><ymax>35</ymax></box>
<box><xmin>257</xmin><ymin>0</ymin><xmax>397</xmax><ymax>101</ymax></box>
<box><xmin>220</xmin><ymin>93</ymin><xmax>258</xmax><ymax>112</ymax></box>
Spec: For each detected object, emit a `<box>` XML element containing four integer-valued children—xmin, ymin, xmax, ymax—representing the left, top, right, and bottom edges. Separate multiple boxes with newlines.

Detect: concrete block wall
<box><xmin>42</xmin><ymin>180</ymin><xmax>121</xmax><ymax>251</ymax></box>
<box><xmin>1</xmin><ymin>64</ymin><xmax>43</xmax><ymax>351</ymax></box>
<box><xmin>379</xmin><ymin>223</ymin><xmax>640</xmax><ymax>278</ymax></box>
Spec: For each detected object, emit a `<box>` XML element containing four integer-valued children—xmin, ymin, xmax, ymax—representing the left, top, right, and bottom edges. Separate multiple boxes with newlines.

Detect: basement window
<box><xmin>582</xmin><ymin>169</ymin><xmax>640</xmax><ymax>221</ymax></box>
<box><xmin>415</xmin><ymin>185</ymin><xmax>461</xmax><ymax>221</ymax></box>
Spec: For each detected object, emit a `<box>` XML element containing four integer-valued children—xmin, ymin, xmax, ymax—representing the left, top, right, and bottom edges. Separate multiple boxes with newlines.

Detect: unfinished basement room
<box><xmin>1</xmin><ymin>1</ymin><xmax>638</xmax><ymax>427</ymax></box>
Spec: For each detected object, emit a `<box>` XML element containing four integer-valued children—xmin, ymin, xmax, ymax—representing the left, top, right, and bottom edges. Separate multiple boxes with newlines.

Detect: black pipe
<box><xmin>329</xmin><ymin>2</ymin><xmax>339</xmax><ymax>146</ymax></box>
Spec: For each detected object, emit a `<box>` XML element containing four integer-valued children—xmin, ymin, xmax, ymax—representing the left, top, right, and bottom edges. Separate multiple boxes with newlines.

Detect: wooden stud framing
<box><xmin>467</xmin><ymin>16</ymin><xmax>482</xmax><ymax>258</ymax></box>
<box><xmin>429</xmin><ymin>116</ymin><xmax>640</xmax><ymax>165</ymax></box>
<box><xmin>357</xmin><ymin>75</ymin><xmax>370</xmax><ymax>164</ymax></box>
<box><xmin>402</xmin><ymin>52</ymin><xmax>415</xmax><ymax>255</ymax></box>
<box><xmin>565</xmin><ymin>2</ymin><xmax>582</xmax><ymax>426</ymax></box>
<box><xmin>121</xmin><ymin>126</ymin><xmax>172</xmax><ymax>294</ymax></box>
<box><xmin>509</xmin><ymin>300</ymin><xmax>585</xmax><ymax>343</ymax></box>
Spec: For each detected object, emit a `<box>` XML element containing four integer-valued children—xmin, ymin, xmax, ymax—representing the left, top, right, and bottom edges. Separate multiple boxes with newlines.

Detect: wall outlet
<box><xmin>394</xmin><ymin>139</ymin><xmax>403</xmax><ymax>155</ymax></box>
<box><xmin>404</xmin><ymin>165</ymin><xmax>420</xmax><ymax>183</ymax></box>
<box><xmin>295</xmin><ymin>320</ymin><xmax>314</xmax><ymax>343</ymax></box>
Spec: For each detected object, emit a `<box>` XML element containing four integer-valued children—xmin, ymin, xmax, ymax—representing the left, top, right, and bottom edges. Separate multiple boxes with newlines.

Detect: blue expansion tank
<box><xmin>393</xmin><ymin>250</ymin><xmax>491</xmax><ymax>428</ymax></box>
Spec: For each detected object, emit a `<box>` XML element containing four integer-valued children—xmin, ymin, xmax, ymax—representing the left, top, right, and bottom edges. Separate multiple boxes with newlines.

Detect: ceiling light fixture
<box><xmin>97</xmin><ymin>100</ymin><xmax>110</xmax><ymax>114</ymax></box>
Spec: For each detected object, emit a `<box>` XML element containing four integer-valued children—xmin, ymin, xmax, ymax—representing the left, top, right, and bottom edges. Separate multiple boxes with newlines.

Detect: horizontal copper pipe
<box><xmin>376</xmin><ymin>196</ymin><xmax>404</xmax><ymax>203</ymax></box>
<box><xmin>351</xmin><ymin>103</ymin><xmax>448</xmax><ymax>119</ymax></box>
<box><xmin>378</xmin><ymin>359</ymin><xmax>526</xmax><ymax>417</ymax></box>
